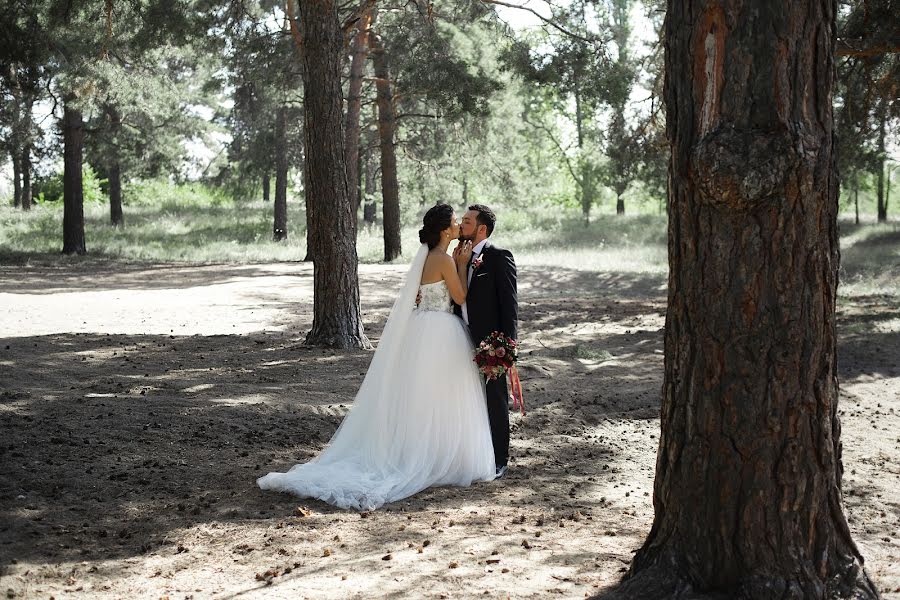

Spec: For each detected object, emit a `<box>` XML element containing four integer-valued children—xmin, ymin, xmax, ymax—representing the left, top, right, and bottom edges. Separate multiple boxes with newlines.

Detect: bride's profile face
<box><xmin>445</xmin><ymin>212</ymin><xmax>460</xmax><ymax>240</ymax></box>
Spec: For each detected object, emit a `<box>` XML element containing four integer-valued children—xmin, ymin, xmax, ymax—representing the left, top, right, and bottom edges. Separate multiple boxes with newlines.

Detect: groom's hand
<box><xmin>415</xmin><ymin>290</ymin><xmax>422</xmax><ymax>306</ymax></box>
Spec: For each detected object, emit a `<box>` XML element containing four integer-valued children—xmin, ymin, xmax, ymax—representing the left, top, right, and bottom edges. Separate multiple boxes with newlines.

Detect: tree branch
<box><xmin>396</xmin><ymin>112</ymin><xmax>439</xmax><ymax>120</ymax></box>
<box><xmin>285</xmin><ymin>0</ymin><xmax>303</xmax><ymax>51</ymax></box>
<box><xmin>343</xmin><ymin>0</ymin><xmax>377</xmax><ymax>34</ymax></box>
<box><xmin>479</xmin><ymin>0</ymin><xmax>598</xmax><ymax>44</ymax></box>
<box><xmin>521</xmin><ymin>109</ymin><xmax>581</xmax><ymax>185</ymax></box>
<box><xmin>836</xmin><ymin>39</ymin><xmax>900</xmax><ymax>58</ymax></box>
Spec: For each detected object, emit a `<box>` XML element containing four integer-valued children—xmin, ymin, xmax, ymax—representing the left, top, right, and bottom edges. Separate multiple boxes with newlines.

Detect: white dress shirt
<box><xmin>462</xmin><ymin>239</ymin><xmax>488</xmax><ymax>325</ymax></box>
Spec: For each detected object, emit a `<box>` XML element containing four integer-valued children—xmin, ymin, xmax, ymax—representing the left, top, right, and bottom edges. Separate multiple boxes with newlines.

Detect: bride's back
<box><xmin>420</xmin><ymin>252</ymin><xmax>448</xmax><ymax>285</ymax></box>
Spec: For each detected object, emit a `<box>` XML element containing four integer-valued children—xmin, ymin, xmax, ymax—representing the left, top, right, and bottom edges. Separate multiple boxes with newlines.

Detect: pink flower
<box><xmin>496</xmin><ymin>347</ymin><xmax>506</xmax><ymax>358</ymax></box>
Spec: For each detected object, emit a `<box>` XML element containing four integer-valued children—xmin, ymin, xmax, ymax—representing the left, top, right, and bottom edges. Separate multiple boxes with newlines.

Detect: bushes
<box><xmin>33</xmin><ymin>165</ymin><xmax>107</xmax><ymax>205</ymax></box>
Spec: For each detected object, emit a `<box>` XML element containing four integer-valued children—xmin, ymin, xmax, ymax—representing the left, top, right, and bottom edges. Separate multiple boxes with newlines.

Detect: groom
<box><xmin>454</xmin><ymin>204</ymin><xmax>518</xmax><ymax>479</ymax></box>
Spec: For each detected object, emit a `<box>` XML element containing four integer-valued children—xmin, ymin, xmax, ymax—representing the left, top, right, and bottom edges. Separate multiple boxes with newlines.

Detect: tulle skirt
<box><xmin>257</xmin><ymin>309</ymin><xmax>496</xmax><ymax>511</ymax></box>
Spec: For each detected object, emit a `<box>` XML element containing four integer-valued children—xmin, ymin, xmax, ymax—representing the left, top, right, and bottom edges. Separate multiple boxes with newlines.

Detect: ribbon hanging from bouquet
<box><xmin>508</xmin><ymin>365</ymin><xmax>525</xmax><ymax>415</ymax></box>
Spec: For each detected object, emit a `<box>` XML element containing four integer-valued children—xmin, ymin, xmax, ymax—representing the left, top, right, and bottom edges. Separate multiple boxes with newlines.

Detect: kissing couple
<box><xmin>258</xmin><ymin>203</ymin><xmax>518</xmax><ymax>511</ymax></box>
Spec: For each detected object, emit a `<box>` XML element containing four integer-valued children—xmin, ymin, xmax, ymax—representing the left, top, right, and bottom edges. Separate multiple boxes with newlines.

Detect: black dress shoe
<box><xmin>494</xmin><ymin>465</ymin><xmax>508</xmax><ymax>480</ymax></box>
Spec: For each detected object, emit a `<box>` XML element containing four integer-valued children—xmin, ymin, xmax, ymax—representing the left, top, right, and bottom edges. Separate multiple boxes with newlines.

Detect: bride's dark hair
<box><xmin>418</xmin><ymin>203</ymin><xmax>454</xmax><ymax>250</ymax></box>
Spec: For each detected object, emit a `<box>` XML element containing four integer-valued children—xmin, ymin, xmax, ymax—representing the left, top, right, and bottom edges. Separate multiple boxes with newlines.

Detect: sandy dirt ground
<box><xmin>0</xmin><ymin>257</ymin><xmax>898</xmax><ymax>599</ymax></box>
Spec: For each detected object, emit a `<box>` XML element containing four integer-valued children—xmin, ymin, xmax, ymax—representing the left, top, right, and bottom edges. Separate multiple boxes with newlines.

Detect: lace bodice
<box><xmin>417</xmin><ymin>281</ymin><xmax>452</xmax><ymax>313</ymax></box>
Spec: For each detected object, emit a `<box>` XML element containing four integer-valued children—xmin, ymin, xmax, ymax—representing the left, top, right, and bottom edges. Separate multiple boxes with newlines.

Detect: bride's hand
<box><xmin>455</xmin><ymin>240</ymin><xmax>473</xmax><ymax>266</ymax></box>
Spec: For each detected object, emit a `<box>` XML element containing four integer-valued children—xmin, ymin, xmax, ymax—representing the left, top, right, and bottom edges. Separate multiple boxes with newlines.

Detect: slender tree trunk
<box><xmin>303</xmin><ymin>157</ymin><xmax>314</xmax><ymax>262</ymax></box>
<box><xmin>11</xmin><ymin>151</ymin><xmax>21</xmax><ymax>208</ymax></box>
<box><xmin>62</xmin><ymin>98</ymin><xmax>87</xmax><ymax>255</ymax></box>
<box><xmin>363</xmin><ymin>126</ymin><xmax>377</xmax><ymax>225</ymax></box>
<box><xmin>299</xmin><ymin>0</ymin><xmax>369</xmax><ymax>349</ymax></box>
<box><xmin>108</xmin><ymin>162</ymin><xmax>122</xmax><ymax>227</ymax></box>
<box><xmin>273</xmin><ymin>105</ymin><xmax>288</xmax><ymax>242</ymax></box>
<box><xmin>344</xmin><ymin>5</ymin><xmax>371</xmax><ymax>224</ymax></box>
<box><xmin>107</xmin><ymin>105</ymin><xmax>123</xmax><ymax>227</ymax></box>
<box><xmin>9</xmin><ymin>63</ymin><xmax>22</xmax><ymax>209</ymax></box>
<box><xmin>614</xmin><ymin>1</ymin><xmax>879</xmax><ymax>599</ymax></box>
<box><xmin>262</xmin><ymin>173</ymin><xmax>270</xmax><ymax>202</ymax></box>
<box><xmin>370</xmin><ymin>30</ymin><xmax>401</xmax><ymax>262</ymax></box>
<box><xmin>854</xmin><ymin>179</ymin><xmax>860</xmax><ymax>225</ymax></box>
<box><xmin>573</xmin><ymin>87</ymin><xmax>593</xmax><ymax>225</ymax></box>
<box><xmin>887</xmin><ymin>167</ymin><xmax>893</xmax><ymax>216</ymax></box>
<box><xmin>20</xmin><ymin>144</ymin><xmax>31</xmax><ymax>211</ymax></box>
<box><xmin>875</xmin><ymin>109</ymin><xmax>887</xmax><ymax>222</ymax></box>
<box><xmin>615</xmin><ymin>193</ymin><xmax>624</xmax><ymax>215</ymax></box>
<box><xmin>580</xmin><ymin>162</ymin><xmax>594</xmax><ymax>225</ymax></box>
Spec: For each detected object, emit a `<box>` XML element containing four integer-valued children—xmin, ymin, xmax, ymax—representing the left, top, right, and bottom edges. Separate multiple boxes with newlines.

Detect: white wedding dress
<box><xmin>257</xmin><ymin>244</ymin><xmax>496</xmax><ymax>511</ymax></box>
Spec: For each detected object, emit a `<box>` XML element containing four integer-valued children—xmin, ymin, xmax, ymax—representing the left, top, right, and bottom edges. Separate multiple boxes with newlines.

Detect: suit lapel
<box><xmin>466</xmin><ymin>240</ymin><xmax>492</xmax><ymax>301</ymax></box>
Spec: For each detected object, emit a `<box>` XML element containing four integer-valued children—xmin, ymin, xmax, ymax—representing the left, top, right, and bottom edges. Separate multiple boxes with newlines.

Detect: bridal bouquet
<box><xmin>474</xmin><ymin>332</ymin><xmax>517</xmax><ymax>380</ymax></box>
<box><xmin>474</xmin><ymin>332</ymin><xmax>525</xmax><ymax>415</ymax></box>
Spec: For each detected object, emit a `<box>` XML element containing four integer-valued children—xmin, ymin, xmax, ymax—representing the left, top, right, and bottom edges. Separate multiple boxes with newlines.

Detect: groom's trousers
<box><xmin>485</xmin><ymin>376</ymin><xmax>510</xmax><ymax>468</ymax></box>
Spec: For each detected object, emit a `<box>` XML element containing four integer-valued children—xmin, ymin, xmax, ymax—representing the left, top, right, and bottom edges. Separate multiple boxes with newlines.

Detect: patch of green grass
<box><xmin>1</xmin><ymin>181</ymin><xmax>895</xmax><ymax>302</ymax></box>
<box><xmin>0</xmin><ymin>199</ymin><xmax>307</xmax><ymax>263</ymax></box>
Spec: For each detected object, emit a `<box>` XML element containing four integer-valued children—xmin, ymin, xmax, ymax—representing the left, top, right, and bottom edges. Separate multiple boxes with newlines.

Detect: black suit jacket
<box><xmin>453</xmin><ymin>241</ymin><xmax>518</xmax><ymax>347</ymax></box>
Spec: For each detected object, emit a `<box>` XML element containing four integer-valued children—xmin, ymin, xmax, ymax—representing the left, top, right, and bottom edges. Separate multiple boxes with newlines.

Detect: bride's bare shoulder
<box><xmin>421</xmin><ymin>251</ymin><xmax>453</xmax><ymax>284</ymax></box>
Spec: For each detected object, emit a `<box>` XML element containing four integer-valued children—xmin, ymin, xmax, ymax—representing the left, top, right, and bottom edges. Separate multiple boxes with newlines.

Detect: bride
<box><xmin>257</xmin><ymin>203</ymin><xmax>496</xmax><ymax>510</ymax></box>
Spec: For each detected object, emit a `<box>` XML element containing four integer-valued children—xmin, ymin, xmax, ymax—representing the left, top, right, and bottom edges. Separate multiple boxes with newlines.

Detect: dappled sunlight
<box><xmin>518</xmin><ymin>245</ymin><xmax>667</xmax><ymax>273</ymax></box>
<box><xmin>2</xmin><ymin>222</ymin><xmax>898</xmax><ymax>598</ymax></box>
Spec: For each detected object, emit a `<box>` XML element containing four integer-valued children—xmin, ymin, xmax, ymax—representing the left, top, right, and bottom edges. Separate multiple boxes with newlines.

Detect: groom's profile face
<box><xmin>459</xmin><ymin>210</ymin><xmax>484</xmax><ymax>242</ymax></box>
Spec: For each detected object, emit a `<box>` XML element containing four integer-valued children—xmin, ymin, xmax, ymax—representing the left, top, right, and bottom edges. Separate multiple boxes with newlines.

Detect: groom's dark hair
<box><xmin>468</xmin><ymin>204</ymin><xmax>496</xmax><ymax>236</ymax></box>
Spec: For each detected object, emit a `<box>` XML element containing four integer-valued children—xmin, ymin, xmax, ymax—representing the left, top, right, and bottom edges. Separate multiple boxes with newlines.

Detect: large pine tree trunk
<box><xmin>615</xmin><ymin>193</ymin><xmax>624</xmax><ymax>215</ymax></box>
<box><xmin>11</xmin><ymin>151</ymin><xmax>21</xmax><ymax>208</ymax></box>
<box><xmin>273</xmin><ymin>105</ymin><xmax>288</xmax><ymax>242</ymax></box>
<box><xmin>107</xmin><ymin>106</ymin><xmax>123</xmax><ymax>227</ymax></box>
<box><xmin>370</xmin><ymin>30</ymin><xmax>401</xmax><ymax>262</ymax></box>
<box><xmin>615</xmin><ymin>1</ymin><xmax>878</xmax><ymax>598</ymax></box>
<box><xmin>20</xmin><ymin>145</ymin><xmax>31</xmax><ymax>211</ymax></box>
<box><xmin>344</xmin><ymin>6</ymin><xmax>371</xmax><ymax>224</ymax></box>
<box><xmin>62</xmin><ymin>98</ymin><xmax>87</xmax><ymax>255</ymax></box>
<box><xmin>299</xmin><ymin>0</ymin><xmax>370</xmax><ymax>349</ymax></box>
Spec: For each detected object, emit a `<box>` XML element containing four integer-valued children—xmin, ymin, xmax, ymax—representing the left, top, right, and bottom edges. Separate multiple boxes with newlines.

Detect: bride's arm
<box><xmin>442</xmin><ymin>255</ymin><xmax>468</xmax><ymax>306</ymax></box>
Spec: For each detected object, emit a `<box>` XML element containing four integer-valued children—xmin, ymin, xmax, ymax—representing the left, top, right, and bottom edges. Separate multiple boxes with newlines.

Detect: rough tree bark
<box><xmin>107</xmin><ymin>105</ymin><xmax>123</xmax><ymax>227</ymax></box>
<box><xmin>62</xmin><ymin>97</ymin><xmax>87</xmax><ymax>255</ymax></box>
<box><xmin>344</xmin><ymin>5</ymin><xmax>371</xmax><ymax>223</ymax></box>
<box><xmin>299</xmin><ymin>0</ymin><xmax>370</xmax><ymax>349</ymax></box>
<box><xmin>611</xmin><ymin>1</ymin><xmax>879</xmax><ymax>599</ymax></box>
<box><xmin>273</xmin><ymin>105</ymin><xmax>288</xmax><ymax>242</ymax></box>
<box><xmin>20</xmin><ymin>145</ymin><xmax>31</xmax><ymax>211</ymax></box>
<box><xmin>370</xmin><ymin>29</ymin><xmax>401</xmax><ymax>261</ymax></box>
